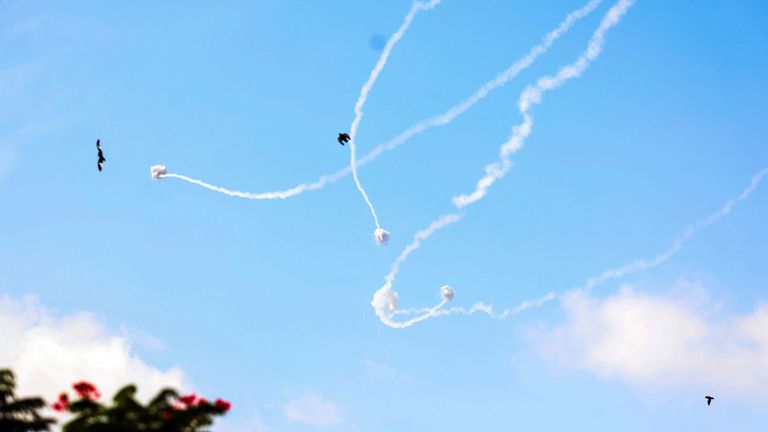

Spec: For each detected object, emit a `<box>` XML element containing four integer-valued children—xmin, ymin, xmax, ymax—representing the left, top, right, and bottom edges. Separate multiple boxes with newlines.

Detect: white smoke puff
<box><xmin>150</xmin><ymin>165</ymin><xmax>167</xmax><ymax>180</ymax></box>
<box><xmin>371</xmin><ymin>285</ymin><xmax>399</xmax><ymax>314</ymax></box>
<box><xmin>374</xmin><ymin>228</ymin><xmax>390</xmax><ymax>245</ymax></box>
<box><xmin>440</xmin><ymin>285</ymin><xmax>454</xmax><ymax>301</ymax></box>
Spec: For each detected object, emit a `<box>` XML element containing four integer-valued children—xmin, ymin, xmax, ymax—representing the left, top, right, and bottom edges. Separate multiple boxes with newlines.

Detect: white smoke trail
<box><xmin>416</xmin><ymin>166</ymin><xmax>768</xmax><ymax>320</ymax></box>
<box><xmin>150</xmin><ymin>163</ymin><xmax>338</xmax><ymax>199</ymax></box>
<box><xmin>371</xmin><ymin>0</ymin><xmax>635</xmax><ymax>328</ymax></box>
<box><xmin>370</xmin><ymin>213</ymin><xmax>462</xmax><ymax>329</ymax></box>
<box><xmin>393</xmin><ymin>291</ymin><xmax>557</xmax><ymax>319</ymax></box>
<box><xmin>151</xmin><ymin>166</ymin><xmax>311</xmax><ymax>200</ymax></box>
<box><xmin>453</xmin><ymin>0</ymin><xmax>634</xmax><ymax>208</ymax></box>
<box><xmin>579</xmin><ymin>166</ymin><xmax>768</xmax><ymax>293</ymax></box>
<box><xmin>355</xmin><ymin>0</ymin><xmax>604</xmax><ymax>172</ymax></box>
<box><xmin>150</xmin><ymin>0</ymin><xmax>602</xmax><ymax>205</ymax></box>
<box><xmin>348</xmin><ymin>0</ymin><xmax>441</xmax><ymax>243</ymax></box>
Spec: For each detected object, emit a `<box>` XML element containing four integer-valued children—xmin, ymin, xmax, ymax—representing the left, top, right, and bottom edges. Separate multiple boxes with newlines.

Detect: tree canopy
<box><xmin>1</xmin><ymin>368</ymin><xmax>230</xmax><ymax>432</ymax></box>
<box><xmin>0</xmin><ymin>369</ymin><xmax>56</xmax><ymax>432</ymax></box>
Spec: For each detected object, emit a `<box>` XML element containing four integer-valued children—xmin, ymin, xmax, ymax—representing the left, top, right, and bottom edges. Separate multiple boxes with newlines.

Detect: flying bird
<box><xmin>96</xmin><ymin>139</ymin><xmax>106</xmax><ymax>172</ymax></box>
<box><xmin>705</xmin><ymin>396</ymin><xmax>714</xmax><ymax>406</ymax></box>
<box><xmin>337</xmin><ymin>133</ymin><xmax>350</xmax><ymax>146</ymax></box>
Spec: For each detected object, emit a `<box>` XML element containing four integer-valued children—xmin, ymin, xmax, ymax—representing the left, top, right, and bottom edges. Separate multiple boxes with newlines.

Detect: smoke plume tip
<box><xmin>374</xmin><ymin>228</ymin><xmax>390</xmax><ymax>245</ymax></box>
<box><xmin>440</xmin><ymin>285</ymin><xmax>455</xmax><ymax>301</ymax></box>
<box><xmin>150</xmin><ymin>165</ymin><xmax>167</xmax><ymax>180</ymax></box>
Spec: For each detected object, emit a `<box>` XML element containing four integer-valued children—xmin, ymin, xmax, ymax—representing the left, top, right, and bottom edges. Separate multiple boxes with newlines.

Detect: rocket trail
<box><xmin>407</xmin><ymin>167</ymin><xmax>768</xmax><ymax>321</ymax></box>
<box><xmin>371</xmin><ymin>0</ymin><xmax>636</xmax><ymax>328</ymax></box>
<box><xmin>348</xmin><ymin>0</ymin><xmax>441</xmax><ymax>244</ymax></box>
<box><xmin>150</xmin><ymin>0</ymin><xmax>602</xmax><ymax>213</ymax></box>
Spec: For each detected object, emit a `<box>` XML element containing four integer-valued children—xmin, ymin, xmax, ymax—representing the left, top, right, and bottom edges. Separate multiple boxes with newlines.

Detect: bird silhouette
<box><xmin>337</xmin><ymin>132</ymin><xmax>350</xmax><ymax>146</ymax></box>
<box><xmin>705</xmin><ymin>396</ymin><xmax>714</xmax><ymax>406</ymax></box>
<box><xmin>96</xmin><ymin>139</ymin><xmax>106</xmax><ymax>172</ymax></box>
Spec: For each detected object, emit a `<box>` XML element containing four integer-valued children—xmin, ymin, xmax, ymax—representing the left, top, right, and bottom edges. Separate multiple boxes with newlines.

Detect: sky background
<box><xmin>1</xmin><ymin>0</ymin><xmax>768</xmax><ymax>430</ymax></box>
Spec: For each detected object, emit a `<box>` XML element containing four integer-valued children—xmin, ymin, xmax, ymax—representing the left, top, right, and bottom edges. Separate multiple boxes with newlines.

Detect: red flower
<box><xmin>72</xmin><ymin>381</ymin><xmax>101</xmax><ymax>400</ymax></box>
<box><xmin>197</xmin><ymin>398</ymin><xmax>209</xmax><ymax>406</ymax></box>
<box><xmin>52</xmin><ymin>392</ymin><xmax>69</xmax><ymax>412</ymax></box>
<box><xmin>214</xmin><ymin>398</ymin><xmax>231</xmax><ymax>413</ymax></box>
<box><xmin>179</xmin><ymin>393</ymin><xmax>197</xmax><ymax>406</ymax></box>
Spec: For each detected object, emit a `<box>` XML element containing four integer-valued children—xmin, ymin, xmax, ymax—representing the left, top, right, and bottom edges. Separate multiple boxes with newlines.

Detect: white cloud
<box><xmin>282</xmin><ymin>393</ymin><xmax>343</xmax><ymax>429</ymax></box>
<box><xmin>119</xmin><ymin>326</ymin><xmax>168</xmax><ymax>352</ymax></box>
<box><xmin>0</xmin><ymin>295</ymin><xmax>187</xmax><ymax>404</ymax></box>
<box><xmin>533</xmin><ymin>283</ymin><xmax>768</xmax><ymax>402</ymax></box>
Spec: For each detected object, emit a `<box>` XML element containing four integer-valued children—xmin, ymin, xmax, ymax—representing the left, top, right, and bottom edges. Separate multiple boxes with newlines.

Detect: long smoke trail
<box><xmin>348</xmin><ymin>0</ymin><xmax>442</xmax><ymax>244</ymax></box>
<box><xmin>150</xmin><ymin>165</ymin><xmax>309</xmax><ymax>199</ymax></box>
<box><xmin>371</xmin><ymin>0</ymin><xmax>635</xmax><ymax>328</ymax></box>
<box><xmin>150</xmin><ymin>0</ymin><xmax>602</xmax><ymax>205</ymax></box>
<box><xmin>452</xmin><ymin>0</ymin><xmax>634</xmax><ymax>209</ymax></box>
<box><xmin>355</xmin><ymin>0</ymin><xmax>603</xmax><ymax>169</ymax></box>
<box><xmin>403</xmin><ymin>166</ymin><xmax>768</xmax><ymax>320</ymax></box>
<box><xmin>579</xmin><ymin>166</ymin><xmax>768</xmax><ymax>293</ymax></box>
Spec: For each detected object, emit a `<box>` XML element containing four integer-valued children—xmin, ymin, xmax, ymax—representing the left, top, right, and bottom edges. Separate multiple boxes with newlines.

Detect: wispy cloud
<box><xmin>532</xmin><ymin>282</ymin><xmax>768</xmax><ymax>403</ymax></box>
<box><xmin>119</xmin><ymin>326</ymin><xmax>168</xmax><ymax>352</ymax></box>
<box><xmin>0</xmin><ymin>295</ymin><xmax>187</xmax><ymax>403</ymax></box>
<box><xmin>282</xmin><ymin>393</ymin><xmax>344</xmax><ymax>429</ymax></box>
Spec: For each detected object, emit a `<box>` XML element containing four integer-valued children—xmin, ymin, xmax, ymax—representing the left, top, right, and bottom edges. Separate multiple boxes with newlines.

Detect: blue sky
<box><xmin>2</xmin><ymin>0</ymin><xmax>768</xmax><ymax>430</ymax></box>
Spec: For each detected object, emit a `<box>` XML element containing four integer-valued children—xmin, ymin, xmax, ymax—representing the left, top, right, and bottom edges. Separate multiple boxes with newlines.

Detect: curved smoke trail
<box><xmin>150</xmin><ymin>0</ymin><xmax>602</xmax><ymax>207</ymax></box>
<box><xmin>372</xmin><ymin>0</ymin><xmax>636</xmax><ymax>328</ymax></box>
<box><xmin>348</xmin><ymin>0</ymin><xmax>441</xmax><ymax>244</ymax></box>
<box><xmin>371</xmin><ymin>213</ymin><xmax>462</xmax><ymax>328</ymax></box>
<box><xmin>394</xmin><ymin>166</ymin><xmax>768</xmax><ymax>320</ymax></box>
<box><xmin>356</xmin><ymin>0</ymin><xmax>603</xmax><ymax>168</ymax></box>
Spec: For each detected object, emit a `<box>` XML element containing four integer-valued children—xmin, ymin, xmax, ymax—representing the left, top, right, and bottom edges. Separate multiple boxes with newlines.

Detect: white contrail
<box><xmin>150</xmin><ymin>0</ymin><xmax>602</xmax><ymax>205</ymax></box>
<box><xmin>411</xmin><ymin>166</ymin><xmax>768</xmax><ymax>320</ymax></box>
<box><xmin>453</xmin><ymin>0</ymin><xmax>634</xmax><ymax>208</ymax></box>
<box><xmin>348</xmin><ymin>0</ymin><xmax>441</xmax><ymax>243</ymax></box>
<box><xmin>150</xmin><ymin>165</ymin><xmax>315</xmax><ymax>199</ymax></box>
<box><xmin>393</xmin><ymin>291</ymin><xmax>558</xmax><ymax>319</ymax></box>
<box><xmin>579</xmin><ymin>166</ymin><xmax>768</xmax><ymax>293</ymax></box>
<box><xmin>355</xmin><ymin>0</ymin><xmax>604</xmax><ymax>171</ymax></box>
<box><xmin>372</xmin><ymin>0</ymin><xmax>635</xmax><ymax>328</ymax></box>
